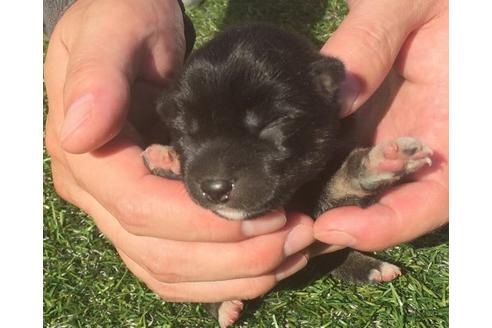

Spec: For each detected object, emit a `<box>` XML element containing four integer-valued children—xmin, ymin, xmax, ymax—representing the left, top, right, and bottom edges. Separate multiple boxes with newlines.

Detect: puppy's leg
<box><xmin>311</xmin><ymin>137</ymin><xmax>431</xmax><ymax>284</ymax></box>
<box><xmin>204</xmin><ymin>301</ymin><xmax>244</xmax><ymax>328</ymax></box>
<box><xmin>315</xmin><ymin>136</ymin><xmax>433</xmax><ymax>214</ymax></box>
<box><xmin>329</xmin><ymin>250</ymin><xmax>401</xmax><ymax>283</ymax></box>
<box><xmin>310</xmin><ymin>246</ymin><xmax>401</xmax><ymax>283</ymax></box>
<box><xmin>141</xmin><ymin>144</ymin><xmax>182</xmax><ymax>179</ymax></box>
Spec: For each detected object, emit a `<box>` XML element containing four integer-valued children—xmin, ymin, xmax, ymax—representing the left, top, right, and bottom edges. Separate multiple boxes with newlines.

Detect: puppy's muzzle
<box><xmin>200</xmin><ymin>179</ymin><xmax>234</xmax><ymax>204</ymax></box>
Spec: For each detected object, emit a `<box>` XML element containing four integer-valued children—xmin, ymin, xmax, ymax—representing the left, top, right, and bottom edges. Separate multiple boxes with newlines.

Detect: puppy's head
<box><xmin>158</xmin><ymin>43</ymin><xmax>345</xmax><ymax>220</ymax></box>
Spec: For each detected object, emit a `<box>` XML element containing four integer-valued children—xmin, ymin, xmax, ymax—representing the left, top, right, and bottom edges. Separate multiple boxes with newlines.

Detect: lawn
<box><xmin>43</xmin><ymin>0</ymin><xmax>449</xmax><ymax>327</ymax></box>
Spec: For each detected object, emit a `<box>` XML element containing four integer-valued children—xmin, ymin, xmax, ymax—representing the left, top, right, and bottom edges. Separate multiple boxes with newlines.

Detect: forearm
<box><xmin>43</xmin><ymin>0</ymin><xmax>75</xmax><ymax>36</ymax></box>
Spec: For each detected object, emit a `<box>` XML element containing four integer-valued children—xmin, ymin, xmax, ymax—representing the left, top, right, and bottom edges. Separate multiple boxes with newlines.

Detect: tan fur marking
<box><xmin>327</xmin><ymin>161</ymin><xmax>371</xmax><ymax>199</ymax></box>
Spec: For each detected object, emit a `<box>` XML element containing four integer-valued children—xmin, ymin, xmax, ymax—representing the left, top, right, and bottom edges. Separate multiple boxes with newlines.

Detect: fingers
<box><xmin>94</xmin><ymin>201</ymin><xmax>313</xmax><ymax>283</ymax></box>
<box><xmin>314</xmin><ymin>179</ymin><xmax>448</xmax><ymax>251</ymax></box>
<box><xmin>55</xmin><ymin>0</ymin><xmax>185</xmax><ymax>154</ymax></box>
<box><xmin>126</xmin><ymin>214</ymin><xmax>313</xmax><ymax>283</ymax></box>
<box><xmin>118</xmin><ymin>249</ymin><xmax>308</xmax><ymax>303</ymax></box>
<box><xmin>322</xmin><ymin>0</ymin><xmax>436</xmax><ymax>117</ymax></box>
<box><xmin>51</xmin><ymin>170</ymin><xmax>312</xmax><ymax>297</ymax></box>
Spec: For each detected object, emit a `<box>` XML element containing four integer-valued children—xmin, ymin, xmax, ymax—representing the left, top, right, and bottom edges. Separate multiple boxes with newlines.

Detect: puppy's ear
<box><xmin>140</xmin><ymin>91</ymin><xmax>178</xmax><ymax>145</ymax></box>
<box><xmin>309</xmin><ymin>57</ymin><xmax>345</xmax><ymax>99</ymax></box>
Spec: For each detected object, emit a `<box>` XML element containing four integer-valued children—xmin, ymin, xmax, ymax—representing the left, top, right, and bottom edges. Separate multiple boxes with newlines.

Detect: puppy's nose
<box><xmin>200</xmin><ymin>179</ymin><xmax>233</xmax><ymax>203</ymax></box>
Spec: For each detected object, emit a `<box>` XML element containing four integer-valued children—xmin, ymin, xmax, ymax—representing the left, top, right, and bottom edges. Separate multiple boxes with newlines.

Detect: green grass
<box><xmin>43</xmin><ymin>1</ymin><xmax>448</xmax><ymax>327</ymax></box>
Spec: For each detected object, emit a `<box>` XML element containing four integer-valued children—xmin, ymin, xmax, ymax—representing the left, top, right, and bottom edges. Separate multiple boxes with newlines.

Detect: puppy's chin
<box><xmin>213</xmin><ymin>207</ymin><xmax>250</xmax><ymax>220</ymax></box>
<box><xmin>212</xmin><ymin>206</ymin><xmax>273</xmax><ymax>220</ymax></box>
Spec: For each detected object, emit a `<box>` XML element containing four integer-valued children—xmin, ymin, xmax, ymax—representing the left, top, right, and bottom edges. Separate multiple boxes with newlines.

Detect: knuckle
<box><xmin>144</xmin><ymin>251</ymin><xmax>184</xmax><ymax>284</ymax></box>
<box><xmin>155</xmin><ymin>272</ymin><xmax>184</xmax><ymax>284</ymax></box>
<box><xmin>151</xmin><ymin>284</ymin><xmax>182</xmax><ymax>302</ymax></box>
<box><xmin>151</xmin><ymin>283</ymin><xmax>194</xmax><ymax>303</ymax></box>
<box><xmin>111</xmin><ymin>197</ymin><xmax>151</xmax><ymax>235</ymax></box>
<box><xmin>51</xmin><ymin>171</ymin><xmax>69</xmax><ymax>200</ymax></box>
<box><xmin>44</xmin><ymin>121</ymin><xmax>62</xmax><ymax>161</ymax></box>
<box><xmin>240</xmin><ymin>278</ymin><xmax>276</xmax><ymax>300</ymax></box>
<box><xmin>44</xmin><ymin>125</ymin><xmax>77</xmax><ymax>204</ymax></box>
<box><xmin>44</xmin><ymin>138</ymin><xmax>56</xmax><ymax>160</ymax></box>
<box><xmin>49</xmin><ymin>161</ymin><xmax>73</xmax><ymax>203</ymax></box>
<box><xmin>242</xmin><ymin>243</ymin><xmax>282</xmax><ymax>276</ymax></box>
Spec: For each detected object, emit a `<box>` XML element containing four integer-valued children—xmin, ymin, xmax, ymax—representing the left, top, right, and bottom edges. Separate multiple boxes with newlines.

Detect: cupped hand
<box><xmin>44</xmin><ymin>0</ymin><xmax>314</xmax><ymax>302</ymax></box>
<box><xmin>315</xmin><ymin>0</ymin><xmax>448</xmax><ymax>251</ymax></box>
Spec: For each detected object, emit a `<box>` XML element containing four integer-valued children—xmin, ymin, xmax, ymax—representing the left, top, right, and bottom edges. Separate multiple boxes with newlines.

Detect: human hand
<box><xmin>44</xmin><ymin>0</ymin><xmax>314</xmax><ymax>302</ymax></box>
<box><xmin>315</xmin><ymin>0</ymin><xmax>449</xmax><ymax>251</ymax></box>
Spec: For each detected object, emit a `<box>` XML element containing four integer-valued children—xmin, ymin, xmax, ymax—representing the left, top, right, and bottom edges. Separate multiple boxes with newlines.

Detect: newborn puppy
<box><xmin>142</xmin><ymin>24</ymin><xmax>432</xmax><ymax>327</ymax></box>
<box><xmin>146</xmin><ymin>23</ymin><xmax>344</xmax><ymax>220</ymax></box>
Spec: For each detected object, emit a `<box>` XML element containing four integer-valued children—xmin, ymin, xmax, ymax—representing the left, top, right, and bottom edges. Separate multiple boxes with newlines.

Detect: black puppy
<box><xmin>142</xmin><ymin>24</ymin><xmax>432</xmax><ymax>327</ymax></box>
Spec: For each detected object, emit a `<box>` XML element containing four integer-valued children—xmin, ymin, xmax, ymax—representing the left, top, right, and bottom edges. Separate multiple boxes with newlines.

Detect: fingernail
<box><xmin>339</xmin><ymin>73</ymin><xmax>361</xmax><ymax>117</ymax></box>
<box><xmin>275</xmin><ymin>252</ymin><xmax>309</xmax><ymax>281</ymax></box>
<box><xmin>241</xmin><ymin>211</ymin><xmax>287</xmax><ymax>237</ymax></box>
<box><xmin>316</xmin><ymin>230</ymin><xmax>357</xmax><ymax>247</ymax></box>
<box><xmin>283</xmin><ymin>224</ymin><xmax>314</xmax><ymax>257</ymax></box>
<box><xmin>60</xmin><ymin>94</ymin><xmax>94</xmax><ymax>142</ymax></box>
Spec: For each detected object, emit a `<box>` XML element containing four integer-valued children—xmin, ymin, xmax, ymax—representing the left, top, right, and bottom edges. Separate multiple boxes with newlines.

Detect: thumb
<box><xmin>322</xmin><ymin>0</ymin><xmax>431</xmax><ymax>117</ymax></box>
<box><xmin>60</xmin><ymin>16</ymin><xmax>142</xmax><ymax>154</ymax></box>
<box><xmin>60</xmin><ymin>1</ymin><xmax>186</xmax><ymax>155</ymax></box>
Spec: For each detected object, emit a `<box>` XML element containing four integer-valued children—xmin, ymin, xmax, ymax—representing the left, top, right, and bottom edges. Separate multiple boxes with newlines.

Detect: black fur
<box><xmin>154</xmin><ymin>23</ymin><xmax>347</xmax><ymax>220</ymax></box>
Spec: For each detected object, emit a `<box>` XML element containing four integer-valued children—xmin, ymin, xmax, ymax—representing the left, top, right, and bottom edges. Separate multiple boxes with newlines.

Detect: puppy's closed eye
<box><xmin>260</xmin><ymin>110</ymin><xmax>306</xmax><ymax>135</ymax></box>
<box><xmin>258</xmin><ymin>117</ymin><xmax>308</xmax><ymax>154</ymax></box>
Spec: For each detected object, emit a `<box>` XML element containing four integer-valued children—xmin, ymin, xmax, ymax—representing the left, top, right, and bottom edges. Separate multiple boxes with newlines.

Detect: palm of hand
<box><xmin>314</xmin><ymin>9</ymin><xmax>448</xmax><ymax>251</ymax></box>
<box><xmin>375</xmin><ymin>9</ymin><xmax>448</xmax><ymax>189</ymax></box>
<box><xmin>373</xmin><ymin>9</ymin><xmax>449</xmax><ymax>241</ymax></box>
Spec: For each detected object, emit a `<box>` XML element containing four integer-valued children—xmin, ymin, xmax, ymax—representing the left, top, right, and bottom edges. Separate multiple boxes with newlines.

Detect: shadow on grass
<box><xmin>220</xmin><ymin>0</ymin><xmax>330</xmax><ymax>47</ymax></box>
<box><xmin>410</xmin><ymin>224</ymin><xmax>449</xmax><ymax>249</ymax></box>
<box><xmin>236</xmin><ymin>249</ymin><xmax>357</xmax><ymax>323</ymax></box>
<box><xmin>236</xmin><ymin>225</ymin><xmax>449</xmax><ymax>324</ymax></box>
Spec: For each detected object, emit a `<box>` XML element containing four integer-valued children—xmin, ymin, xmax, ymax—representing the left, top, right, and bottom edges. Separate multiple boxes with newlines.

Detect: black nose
<box><xmin>200</xmin><ymin>179</ymin><xmax>233</xmax><ymax>203</ymax></box>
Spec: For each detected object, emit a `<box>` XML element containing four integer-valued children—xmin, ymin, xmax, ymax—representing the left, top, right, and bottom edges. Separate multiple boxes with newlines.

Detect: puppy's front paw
<box><xmin>360</xmin><ymin>137</ymin><xmax>433</xmax><ymax>190</ymax></box>
<box><xmin>368</xmin><ymin>262</ymin><xmax>402</xmax><ymax>283</ymax></box>
<box><xmin>218</xmin><ymin>300</ymin><xmax>244</xmax><ymax>328</ymax></box>
<box><xmin>141</xmin><ymin>144</ymin><xmax>181</xmax><ymax>179</ymax></box>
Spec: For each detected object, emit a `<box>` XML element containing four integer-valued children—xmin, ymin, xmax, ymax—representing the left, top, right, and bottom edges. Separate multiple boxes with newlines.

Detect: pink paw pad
<box><xmin>368</xmin><ymin>262</ymin><xmax>402</xmax><ymax>283</ymax></box>
<box><xmin>360</xmin><ymin>137</ymin><xmax>433</xmax><ymax>190</ymax></box>
<box><xmin>369</xmin><ymin>137</ymin><xmax>433</xmax><ymax>174</ymax></box>
<box><xmin>218</xmin><ymin>300</ymin><xmax>244</xmax><ymax>328</ymax></box>
<box><xmin>141</xmin><ymin>144</ymin><xmax>181</xmax><ymax>176</ymax></box>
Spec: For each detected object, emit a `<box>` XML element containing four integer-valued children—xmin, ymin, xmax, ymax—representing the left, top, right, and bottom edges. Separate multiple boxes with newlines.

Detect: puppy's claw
<box><xmin>423</xmin><ymin>145</ymin><xmax>434</xmax><ymax>157</ymax></box>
